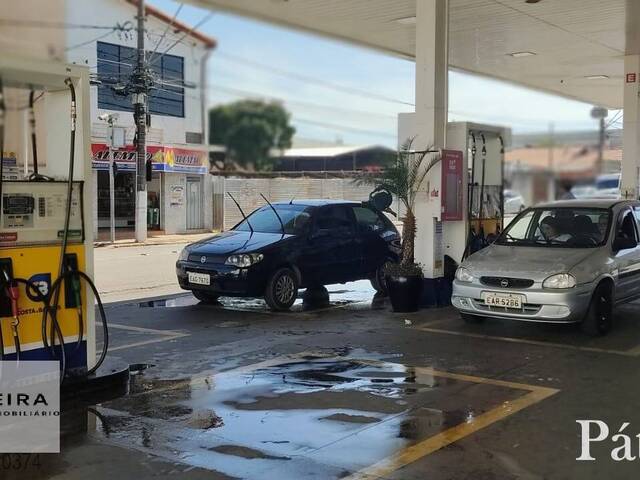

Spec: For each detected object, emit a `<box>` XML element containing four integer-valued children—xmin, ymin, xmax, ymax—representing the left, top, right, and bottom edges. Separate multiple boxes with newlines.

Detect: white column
<box><xmin>413</xmin><ymin>0</ymin><xmax>449</xmax><ymax>278</ymax></box>
<box><xmin>622</xmin><ymin>55</ymin><xmax>640</xmax><ymax>199</ymax></box>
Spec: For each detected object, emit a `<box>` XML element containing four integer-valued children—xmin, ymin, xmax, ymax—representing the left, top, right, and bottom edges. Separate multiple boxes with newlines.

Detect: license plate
<box><xmin>188</xmin><ymin>272</ymin><xmax>210</xmax><ymax>286</ymax></box>
<box><xmin>483</xmin><ymin>292</ymin><xmax>523</xmax><ymax>309</ymax></box>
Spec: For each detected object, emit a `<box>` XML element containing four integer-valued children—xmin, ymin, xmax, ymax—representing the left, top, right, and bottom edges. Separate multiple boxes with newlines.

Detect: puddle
<box><xmin>91</xmin><ymin>350</ymin><xmax>529</xmax><ymax>479</ymax></box>
<box><xmin>136</xmin><ymin>280</ymin><xmax>388</xmax><ymax>313</ymax></box>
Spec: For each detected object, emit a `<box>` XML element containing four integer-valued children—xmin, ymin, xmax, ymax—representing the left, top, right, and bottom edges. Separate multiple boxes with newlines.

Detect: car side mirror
<box><xmin>613</xmin><ymin>236</ymin><xmax>637</xmax><ymax>251</ymax></box>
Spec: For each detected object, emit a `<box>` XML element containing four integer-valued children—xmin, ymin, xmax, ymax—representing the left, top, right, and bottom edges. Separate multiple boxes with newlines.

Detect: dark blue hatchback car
<box><xmin>176</xmin><ymin>199</ymin><xmax>401</xmax><ymax>310</ymax></box>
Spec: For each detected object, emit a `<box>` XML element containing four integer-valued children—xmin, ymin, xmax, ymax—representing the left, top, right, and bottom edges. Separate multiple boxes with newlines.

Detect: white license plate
<box><xmin>188</xmin><ymin>272</ymin><xmax>210</xmax><ymax>286</ymax></box>
<box><xmin>483</xmin><ymin>292</ymin><xmax>523</xmax><ymax>309</ymax></box>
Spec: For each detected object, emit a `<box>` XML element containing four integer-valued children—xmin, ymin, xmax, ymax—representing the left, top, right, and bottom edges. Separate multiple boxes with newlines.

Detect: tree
<box><xmin>356</xmin><ymin>138</ymin><xmax>440</xmax><ymax>268</ymax></box>
<box><xmin>209</xmin><ymin>100</ymin><xmax>295</xmax><ymax>171</ymax></box>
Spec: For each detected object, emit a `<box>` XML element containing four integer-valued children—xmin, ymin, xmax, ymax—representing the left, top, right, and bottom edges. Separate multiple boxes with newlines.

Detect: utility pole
<box><xmin>591</xmin><ymin>106</ymin><xmax>608</xmax><ymax>176</ymax></box>
<box><xmin>133</xmin><ymin>0</ymin><xmax>148</xmax><ymax>242</ymax></box>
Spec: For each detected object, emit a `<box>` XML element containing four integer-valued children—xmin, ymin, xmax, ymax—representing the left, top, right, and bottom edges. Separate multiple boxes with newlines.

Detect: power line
<box><xmin>290</xmin><ymin>117</ymin><xmax>395</xmax><ymax>139</ymax></box>
<box><xmin>207</xmin><ymin>84</ymin><xmax>397</xmax><ymax>120</ymax></box>
<box><xmin>66</xmin><ymin>29</ymin><xmax>120</xmax><ymax>52</ymax></box>
<box><xmin>152</xmin><ymin>12</ymin><xmax>214</xmax><ymax>64</ymax></box>
<box><xmin>214</xmin><ymin>51</ymin><xmax>415</xmax><ymax>107</ymax></box>
<box><xmin>0</xmin><ymin>18</ymin><xmax>133</xmax><ymax>30</ymax></box>
<box><xmin>148</xmin><ymin>3</ymin><xmax>184</xmax><ymax>63</ymax></box>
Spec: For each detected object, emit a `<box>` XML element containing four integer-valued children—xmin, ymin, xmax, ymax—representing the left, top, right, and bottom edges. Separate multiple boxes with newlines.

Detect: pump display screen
<box><xmin>3</xmin><ymin>194</ymin><xmax>35</xmax><ymax>215</ymax></box>
<box><xmin>0</xmin><ymin>181</ymin><xmax>84</xmax><ymax>246</ymax></box>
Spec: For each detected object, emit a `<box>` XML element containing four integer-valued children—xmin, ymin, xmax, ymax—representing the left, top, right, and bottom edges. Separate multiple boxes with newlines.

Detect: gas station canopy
<box><xmin>188</xmin><ymin>0</ymin><xmax>632</xmax><ymax>108</ymax></box>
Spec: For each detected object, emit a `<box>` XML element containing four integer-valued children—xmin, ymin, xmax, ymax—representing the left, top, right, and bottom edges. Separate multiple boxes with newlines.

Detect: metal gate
<box><xmin>186</xmin><ymin>176</ymin><xmax>203</xmax><ymax>230</ymax></box>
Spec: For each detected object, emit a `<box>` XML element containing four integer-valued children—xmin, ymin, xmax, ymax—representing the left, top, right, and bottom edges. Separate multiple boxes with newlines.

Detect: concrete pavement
<box><xmin>94</xmin><ymin>242</ymin><xmax>188</xmax><ymax>304</ymax></box>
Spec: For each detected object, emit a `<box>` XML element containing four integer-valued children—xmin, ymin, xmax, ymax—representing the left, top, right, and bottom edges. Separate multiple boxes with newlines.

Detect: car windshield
<box><xmin>234</xmin><ymin>204</ymin><xmax>313</xmax><ymax>234</ymax></box>
<box><xmin>496</xmin><ymin>207</ymin><xmax>611</xmax><ymax>248</ymax></box>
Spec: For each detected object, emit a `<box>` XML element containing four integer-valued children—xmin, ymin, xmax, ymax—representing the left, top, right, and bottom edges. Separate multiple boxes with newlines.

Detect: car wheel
<box><xmin>461</xmin><ymin>313</ymin><xmax>485</xmax><ymax>324</ymax></box>
<box><xmin>581</xmin><ymin>283</ymin><xmax>613</xmax><ymax>336</ymax></box>
<box><xmin>370</xmin><ymin>261</ymin><xmax>392</xmax><ymax>294</ymax></box>
<box><xmin>193</xmin><ymin>290</ymin><xmax>220</xmax><ymax>304</ymax></box>
<box><xmin>265</xmin><ymin>267</ymin><xmax>299</xmax><ymax>311</ymax></box>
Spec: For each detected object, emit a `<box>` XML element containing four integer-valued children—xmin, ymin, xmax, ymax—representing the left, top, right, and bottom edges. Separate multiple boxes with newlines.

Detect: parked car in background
<box><xmin>504</xmin><ymin>189</ymin><xmax>525</xmax><ymax>214</ymax></box>
<box><xmin>176</xmin><ymin>200</ymin><xmax>401</xmax><ymax>311</ymax></box>
<box><xmin>570</xmin><ymin>183</ymin><xmax>597</xmax><ymax>199</ymax></box>
<box><xmin>452</xmin><ymin>199</ymin><xmax>640</xmax><ymax>336</ymax></box>
<box><xmin>593</xmin><ymin>173</ymin><xmax>621</xmax><ymax>199</ymax></box>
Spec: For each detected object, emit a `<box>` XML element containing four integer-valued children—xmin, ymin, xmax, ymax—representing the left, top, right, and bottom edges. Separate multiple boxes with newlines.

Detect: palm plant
<box><xmin>357</xmin><ymin>138</ymin><xmax>441</xmax><ymax>272</ymax></box>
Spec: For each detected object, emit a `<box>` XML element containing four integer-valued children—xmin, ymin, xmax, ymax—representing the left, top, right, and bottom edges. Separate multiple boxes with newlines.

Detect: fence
<box><xmin>211</xmin><ymin>175</ymin><xmax>382</xmax><ymax>231</ymax></box>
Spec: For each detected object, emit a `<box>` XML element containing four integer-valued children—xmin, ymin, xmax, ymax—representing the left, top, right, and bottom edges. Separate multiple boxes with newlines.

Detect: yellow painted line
<box><xmin>344</xmin><ymin>367</ymin><xmax>559</xmax><ymax>480</ymax></box>
<box><xmin>414</xmin><ymin>325</ymin><xmax>640</xmax><ymax>357</ymax></box>
<box><xmin>109</xmin><ymin>349</ymin><xmax>559</xmax><ymax>479</ymax></box>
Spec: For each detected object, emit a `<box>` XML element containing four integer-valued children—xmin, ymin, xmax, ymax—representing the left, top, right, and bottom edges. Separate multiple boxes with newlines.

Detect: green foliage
<box><xmin>355</xmin><ymin>138</ymin><xmax>440</xmax><ymax>269</ymax></box>
<box><xmin>209</xmin><ymin>100</ymin><xmax>296</xmax><ymax>171</ymax></box>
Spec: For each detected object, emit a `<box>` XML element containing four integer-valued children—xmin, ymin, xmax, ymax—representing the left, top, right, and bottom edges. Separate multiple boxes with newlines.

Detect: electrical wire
<box><xmin>0</xmin><ymin>19</ymin><xmax>133</xmax><ymax>30</ymax></box>
<box><xmin>152</xmin><ymin>12</ymin><xmax>214</xmax><ymax>64</ymax></box>
<box><xmin>214</xmin><ymin>51</ymin><xmax>415</xmax><ymax>107</ymax></box>
<box><xmin>148</xmin><ymin>3</ymin><xmax>184</xmax><ymax>63</ymax></box>
<box><xmin>66</xmin><ymin>30</ymin><xmax>119</xmax><ymax>52</ymax></box>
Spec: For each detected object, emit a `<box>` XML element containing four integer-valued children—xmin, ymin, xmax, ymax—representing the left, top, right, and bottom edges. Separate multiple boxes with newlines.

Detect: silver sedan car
<box><xmin>452</xmin><ymin>199</ymin><xmax>640</xmax><ymax>335</ymax></box>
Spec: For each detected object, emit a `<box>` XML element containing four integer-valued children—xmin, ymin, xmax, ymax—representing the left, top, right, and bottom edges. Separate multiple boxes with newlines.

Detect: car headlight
<box><xmin>542</xmin><ymin>273</ymin><xmax>576</xmax><ymax>289</ymax></box>
<box><xmin>455</xmin><ymin>267</ymin><xmax>474</xmax><ymax>283</ymax></box>
<box><xmin>178</xmin><ymin>247</ymin><xmax>190</xmax><ymax>261</ymax></box>
<box><xmin>225</xmin><ymin>253</ymin><xmax>264</xmax><ymax>268</ymax></box>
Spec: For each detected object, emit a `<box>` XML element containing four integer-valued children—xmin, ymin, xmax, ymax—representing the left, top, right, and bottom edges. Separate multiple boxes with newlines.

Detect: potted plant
<box><xmin>357</xmin><ymin>138</ymin><xmax>441</xmax><ymax>312</ymax></box>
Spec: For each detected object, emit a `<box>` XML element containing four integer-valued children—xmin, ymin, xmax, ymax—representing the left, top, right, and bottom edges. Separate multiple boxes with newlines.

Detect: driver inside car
<box><xmin>539</xmin><ymin>216</ymin><xmax>572</xmax><ymax>242</ymax></box>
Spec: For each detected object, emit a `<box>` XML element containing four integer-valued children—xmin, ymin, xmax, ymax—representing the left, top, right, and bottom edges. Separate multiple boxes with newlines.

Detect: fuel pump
<box><xmin>397</xmin><ymin>114</ymin><xmax>508</xmax><ymax>305</ymax></box>
<box><xmin>0</xmin><ymin>55</ymin><xmax>121</xmax><ymax>389</ymax></box>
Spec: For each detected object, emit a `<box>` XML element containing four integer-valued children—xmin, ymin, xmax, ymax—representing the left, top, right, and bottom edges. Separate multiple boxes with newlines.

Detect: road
<box><xmin>94</xmin><ymin>243</ymin><xmax>186</xmax><ymax>303</ymax></box>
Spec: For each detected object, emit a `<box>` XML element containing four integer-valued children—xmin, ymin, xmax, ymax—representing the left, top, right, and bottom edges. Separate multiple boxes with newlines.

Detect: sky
<box><xmin>147</xmin><ymin>0</ymin><xmax>615</xmax><ymax>148</ymax></box>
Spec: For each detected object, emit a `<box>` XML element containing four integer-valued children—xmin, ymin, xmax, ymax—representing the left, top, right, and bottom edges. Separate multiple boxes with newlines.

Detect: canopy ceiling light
<box><xmin>508</xmin><ymin>51</ymin><xmax>536</xmax><ymax>58</ymax></box>
<box><xmin>394</xmin><ymin>16</ymin><xmax>416</xmax><ymax>25</ymax></box>
<box><xmin>585</xmin><ymin>75</ymin><xmax>609</xmax><ymax>80</ymax></box>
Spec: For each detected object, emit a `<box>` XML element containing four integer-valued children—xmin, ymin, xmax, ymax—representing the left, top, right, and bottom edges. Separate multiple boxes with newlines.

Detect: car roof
<box><xmin>271</xmin><ymin>199</ymin><xmax>361</xmax><ymax>207</ymax></box>
<box><xmin>534</xmin><ymin>199</ymin><xmax>637</xmax><ymax>209</ymax></box>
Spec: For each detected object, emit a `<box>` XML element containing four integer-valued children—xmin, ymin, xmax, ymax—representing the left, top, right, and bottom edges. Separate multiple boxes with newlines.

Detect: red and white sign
<box><xmin>91</xmin><ymin>144</ymin><xmax>208</xmax><ymax>174</ymax></box>
<box><xmin>627</xmin><ymin>73</ymin><xmax>637</xmax><ymax>83</ymax></box>
<box><xmin>441</xmin><ymin>149</ymin><xmax>464</xmax><ymax>221</ymax></box>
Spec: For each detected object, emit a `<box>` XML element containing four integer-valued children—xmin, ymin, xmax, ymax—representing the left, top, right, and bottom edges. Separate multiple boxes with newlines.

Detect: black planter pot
<box><xmin>385</xmin><ymin>274</ymin><xmax>424</xmax><ymax>313</ymax></box>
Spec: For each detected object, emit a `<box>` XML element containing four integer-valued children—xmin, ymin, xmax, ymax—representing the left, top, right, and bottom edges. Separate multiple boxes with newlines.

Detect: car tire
<box><xmin>461</xmin><ymin>313</ymin><xmax>485</xmax><ymax>324</ymax></box>
<box><xmin>265</xmin><ymin>267</ymin><xmax>299</xmax><ymax>311</ymax></box>
<box><xmin>581</xmin><ymin>283</ymin><xmax>613</xmax><ymax>336</ymax></box>
<box><xmin>193</xmin><ymin>290</ymin><xmax>220</xmax><ymax>304</ymax></box>
<box><xmin>370</xmin><ymin>261</ymin><xmax>392</xmax><ymax>294</ymax></box>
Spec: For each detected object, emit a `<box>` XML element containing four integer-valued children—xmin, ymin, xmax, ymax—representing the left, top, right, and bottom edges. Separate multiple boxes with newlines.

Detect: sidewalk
<box><xmin>95</xmin><ymin>231</ymin><xmax>216</xmax><ymax>248</ymax></box>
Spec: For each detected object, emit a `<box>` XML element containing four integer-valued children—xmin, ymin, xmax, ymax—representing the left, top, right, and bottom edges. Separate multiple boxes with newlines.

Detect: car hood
<box><xmin>189</xmin><ymin>230</ymin><xmax>293</xmax><ymax>255</ymax></box>
<box><xmin>463</xmin><ymin>244</ymin><xmax>597</xmax><ymax>281</ymax></box>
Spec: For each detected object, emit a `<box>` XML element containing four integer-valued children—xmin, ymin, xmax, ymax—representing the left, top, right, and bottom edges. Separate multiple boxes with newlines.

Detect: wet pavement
<box><xmin>9</xmin><ymin>280</ymin><xmax>640</xmax><ymax>479</ymax></box>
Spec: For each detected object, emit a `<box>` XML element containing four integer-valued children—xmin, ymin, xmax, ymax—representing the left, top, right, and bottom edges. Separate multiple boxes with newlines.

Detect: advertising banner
<box><xmin>91</xmin><ymin>144</ymin><xmax>208</xmax><ymax>175</ymax></box>
<box><xmin>441</xmin><ymin>149</ymin><xmax>464</xmax><ymax>221</ymax></box>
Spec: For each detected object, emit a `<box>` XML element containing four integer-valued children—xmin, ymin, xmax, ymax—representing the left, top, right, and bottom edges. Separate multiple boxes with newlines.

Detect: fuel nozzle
<box><xmin>2</xmin><ymin>268</ymin><xmax>21</xmax><ymax>357</ymax></box>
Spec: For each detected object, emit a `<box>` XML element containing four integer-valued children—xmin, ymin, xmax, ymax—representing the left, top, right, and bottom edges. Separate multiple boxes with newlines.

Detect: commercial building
<box><xmin>65</xmin><ymin>0</ymin><xmax>216</xmax><ymax>237</ymax></box>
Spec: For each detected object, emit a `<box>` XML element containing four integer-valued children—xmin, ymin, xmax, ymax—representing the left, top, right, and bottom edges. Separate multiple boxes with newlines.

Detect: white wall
<box><xmin>0</xmin><ymin>0</ymin><xmax>66</xmax><ymax>62</ymax></box>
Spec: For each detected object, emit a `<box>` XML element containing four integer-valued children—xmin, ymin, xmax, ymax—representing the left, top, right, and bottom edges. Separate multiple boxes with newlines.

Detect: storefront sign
<box><xmin>91</xmin><ymin>144</ymin><xmax>208</xmax><ymax>175</ymax></box>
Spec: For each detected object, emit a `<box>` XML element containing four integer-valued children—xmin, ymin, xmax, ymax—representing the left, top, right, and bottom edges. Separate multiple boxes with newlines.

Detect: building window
<box><xmin>97</xmin><ymin>41</ymin><xmax>185</xmax><ymax>118</ymax></box>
